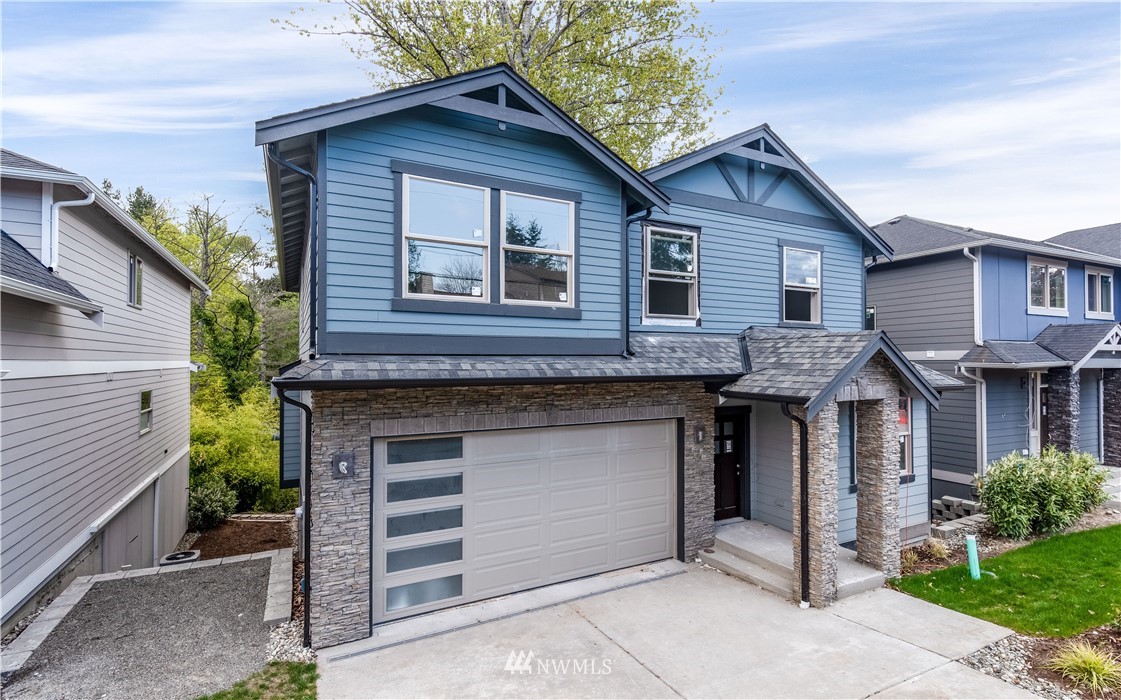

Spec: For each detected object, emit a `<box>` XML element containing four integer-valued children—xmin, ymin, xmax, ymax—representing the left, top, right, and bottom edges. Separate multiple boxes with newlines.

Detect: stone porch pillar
<box><xmin>1046</xmin><ymin>368</ymin><xmax>1080</xmax><ymax>452</ymax></box>
<box><xmin>1104</xmin><ymin>369</ymin><xmax>1121</xmax><ymax>466</ymax></box>
<box><xmin>791</xmin><ymin>401</ymin><xmax>839</xmax><ymax>608</ymax></box>
<box><xmin>855</xmin><ymin>398</ymin><xmax>901</xmax><ymax>578</ymax></box>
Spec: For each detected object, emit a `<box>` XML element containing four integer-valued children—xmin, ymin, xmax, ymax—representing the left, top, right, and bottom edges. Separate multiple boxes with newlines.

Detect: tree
<box><xmin>200</xmin><ymin>294</ymin><xmax>261</xmax><ymax>403</ymax></box>
<box><xmin>286</xmin><ymin>0</ymin><xmax>721</xmax><ymax>169</ymax></box>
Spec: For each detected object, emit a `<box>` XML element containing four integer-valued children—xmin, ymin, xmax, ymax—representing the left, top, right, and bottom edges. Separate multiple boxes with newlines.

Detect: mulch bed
<box><xmin>1028</xmin><ymin>624</ymin><xmax>1121</xmax><ymax>699</ymax></box>
<box><xmin>193</xmin><ymin>518</ymin><xmax>294</xmax><ymax>560</ymax></box>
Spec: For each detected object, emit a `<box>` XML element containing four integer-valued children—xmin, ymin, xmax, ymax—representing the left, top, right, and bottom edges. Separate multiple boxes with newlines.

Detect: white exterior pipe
<box><xmin>963</xmin><ymin>247</ymin><xmax>982</xmax><ymax>346</ymax></box>
<box><xmin>49</xmin><ymin>190</ymin><xmax>95</xmax><ymax>270</ymax></box>
<box><xmin>959</xmin><ymin>366</ymin><xmax>988</xmax><ymax>476</ymax></box>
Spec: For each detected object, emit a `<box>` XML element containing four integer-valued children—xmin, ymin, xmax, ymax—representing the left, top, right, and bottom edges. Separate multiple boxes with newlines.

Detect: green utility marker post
<box><xmin>966</xmin><ymin>534</ymin><xmax>981</xmax><ymax>580</ymax></box>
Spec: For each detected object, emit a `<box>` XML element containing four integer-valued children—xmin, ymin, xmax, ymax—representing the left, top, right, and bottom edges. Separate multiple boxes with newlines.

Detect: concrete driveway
<box><xmin>318</xmin><ymin>565</ymin><xmax>1036</xmax><ymax>699</ymax></box>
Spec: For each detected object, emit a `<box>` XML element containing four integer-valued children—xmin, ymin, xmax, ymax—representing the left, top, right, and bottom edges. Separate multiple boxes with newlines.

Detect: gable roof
<box><xmin>873</xmin><ymin>215</ymin><xmax>1121</xmax><ymax>266</ymax></box>
<box><xmin>1045</xmin><ymin>223</ymin><xmax>1121</xmax><ymax>259</ymax></box>
<box><xmin>0</xmin><ymin>230</ymin><xmax>101</xmax><ymax>315</ymax></box>
<box><xmin>255</xmin><ymin>63</ymin><xmax>668</xmax><ymax>211</ymax></box>
<box><xmin>643</xmin><ymin>125</ymin><xmax>893</xmax><ymax>258</ymax></box>
<box><xmin>0</xmin><ymin>150</ymin><xmax>207</xmax><ymax>291</ymax></box>
<box><xmin>719</xmin><ymin>327</ymin><xmax>945</xmax><ymax>418</ymax></box>
<box><xmin>1035</xmin><ymin>323</ymin><xmax>1121</xmax><ymax>370</ymax></box>
<box><xmin>958</xmin><ymin>323</ymin><xmax>1121</xmax><ymax>370</ymax></box>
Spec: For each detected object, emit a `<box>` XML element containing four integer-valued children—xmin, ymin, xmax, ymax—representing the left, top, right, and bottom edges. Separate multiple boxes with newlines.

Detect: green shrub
<box><xmin>188</xmin><ymin>480</ymin><xmax>238</xmax><ymax>530</ymax></box>
<box><xmin>980</xmin><ymin>446</ymin><xmax>1108</xmax><ymax>539</ymax></box>
<box><xmin>1045</xmin><ymin>641</ymin><xmax>1121</xmax><ymax>695</ymax></box>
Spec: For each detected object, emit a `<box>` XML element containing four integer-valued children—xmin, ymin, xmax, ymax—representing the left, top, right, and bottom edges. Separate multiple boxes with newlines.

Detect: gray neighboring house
<box><xmin>0</xmin><ymin>150</ymin><xmax>207</xmax><ymax>633</ymax></box>
<box><xmin>1046</xmin><ymin>223</ymin><xmax>1121</xmax><ymax>259</ymax></box>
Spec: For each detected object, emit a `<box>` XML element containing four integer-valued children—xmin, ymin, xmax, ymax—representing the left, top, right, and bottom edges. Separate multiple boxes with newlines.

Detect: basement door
<box><xmin>371</xmin><ymin>420</ymin><xmax>676</xmax><ymax>625</ymax></box>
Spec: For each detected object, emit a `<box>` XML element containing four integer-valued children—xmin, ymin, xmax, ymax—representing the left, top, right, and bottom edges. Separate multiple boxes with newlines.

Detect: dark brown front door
<box><xmin>714</xmin><ymin>413</ymin><xmax>745</xmax><ymax>520</ymax></box>
<box><xmin>1040</xmin><ymin>386</ymin><xmax>1050</xmax><ymax>447</ymax></box>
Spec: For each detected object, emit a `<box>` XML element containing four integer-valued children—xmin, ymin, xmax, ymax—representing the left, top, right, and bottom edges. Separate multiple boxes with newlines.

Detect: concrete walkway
<box><xmin>318</xmin><ymin>565</ymin><xmax>1035</xmax><ymax>699</ymax></box>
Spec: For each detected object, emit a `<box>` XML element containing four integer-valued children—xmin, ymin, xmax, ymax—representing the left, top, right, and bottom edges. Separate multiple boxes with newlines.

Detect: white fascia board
<box><xmin>0</xmin><ymin>360</ymin><xmax>192</xmax><ymax>380</ymax></box>
<box><xmin>0</xmin><ymin>275</ymin><xmax>103</xmax><ymax>315</ymax></box>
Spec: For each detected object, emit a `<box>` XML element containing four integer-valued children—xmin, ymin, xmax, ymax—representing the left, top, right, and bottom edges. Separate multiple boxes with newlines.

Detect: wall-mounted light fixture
<box><xmin>694</xmin><ymin>422</ymin><xmax>707</xmax><ymax>444</ymax></box>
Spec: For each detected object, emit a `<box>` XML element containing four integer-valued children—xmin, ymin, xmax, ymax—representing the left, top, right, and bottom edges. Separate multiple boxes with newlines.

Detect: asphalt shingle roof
<box><xmin>873</xmin><ymin>215</ymin><xmax>1119</xmax><ymax>262</ymax></box>
<box><xmin>1045</xmin><ymin>224</ymin><xmax>1121</xmax><ymax>258</ymax></box>
<box><xmin>0</xmin><ymin>149</ymin><xmax>74</xmax><ymax>175</ymax></box>
<box><xmin>1034</xmin><ymin>323</ymin><xmax>1119</xmax><ymax>362</ymax></box>
<box><xmin>1</xmin><ymin>230</ymin><xmax>92</xmax><ymax>303</ymax></box>
<box><xmin>725</xmin><ymin>328</ymin><xmax>879</xmax><ymax>400</ymax></box>
<box><xmin>959</xmin><ymin>341</ymin><xmax>1065</xmax><ymax>366</ymax></box>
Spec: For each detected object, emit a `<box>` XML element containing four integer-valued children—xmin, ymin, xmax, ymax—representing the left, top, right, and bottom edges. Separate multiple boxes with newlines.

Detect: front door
<box><xmin>714</xmin><ymin>412</ymin><xmax>746</xmax><ymax>520</ymax></box>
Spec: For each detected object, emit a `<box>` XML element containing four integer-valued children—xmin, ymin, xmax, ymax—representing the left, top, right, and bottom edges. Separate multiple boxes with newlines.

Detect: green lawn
<box><xmin>197</xmin><ymin>662</ymin><xmax>317</xmax><ymax>700</ymax></box>
<box><xmin>894</xmin><ymin>524</ymin><xmax>1121</xmax><ymax>637</ymax></box>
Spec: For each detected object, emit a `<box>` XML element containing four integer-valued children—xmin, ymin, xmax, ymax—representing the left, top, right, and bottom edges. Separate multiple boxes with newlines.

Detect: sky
<box><xmin>2</xmin><ymin>1</ymin><xmax>1119</xmax><ymax>253</ymax></box>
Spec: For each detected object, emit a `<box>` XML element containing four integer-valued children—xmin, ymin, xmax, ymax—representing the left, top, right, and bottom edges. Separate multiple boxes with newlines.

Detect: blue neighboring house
<box><xmin>867</xmin><ymin>216</ymin><xmax>1121</xmax><ymax>501</ymax></box>
<box><xmin>259</xmin><ymin>64</ymin><xmax>955</xmax><ymax>649</ymax></box>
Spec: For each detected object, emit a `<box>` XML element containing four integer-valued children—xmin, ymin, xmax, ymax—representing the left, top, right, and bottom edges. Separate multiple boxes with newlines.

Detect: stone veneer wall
<box><xmin>790</xmin><ymin>402</ymin><xmax>839</xmax><ymax>607</ymax></box>
<box><xmin>1104</xmin><ymin>369</ymin><xmax>1121</xmax><ymax>466</ymax></box>
<box><xmin>852</xmin><ymin>354</ymin><xmax>902</xmax><ymax>580</ymax></box>
<box><xmin>307</xmin><ymin>382</ymin><xmax>715</xmax><ymax>648</ymax></box>
<box><xmin>1046</xmin><ymin>367</ymin><xmax>1080</xmax><ymax>452</ymax></box>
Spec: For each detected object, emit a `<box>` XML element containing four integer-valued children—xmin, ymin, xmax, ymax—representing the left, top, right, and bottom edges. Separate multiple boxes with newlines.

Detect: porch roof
<box><xmin>958</xmin><ymin>323</ymin><xmax>1121</xmax><ymax>370</ymax></box>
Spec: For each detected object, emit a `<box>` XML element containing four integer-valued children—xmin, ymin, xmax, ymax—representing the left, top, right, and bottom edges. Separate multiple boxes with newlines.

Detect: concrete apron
<box><xmin>318</xmin><ymin>564</ymin><xmax>1034</xmax><ymax>699</ymax></box>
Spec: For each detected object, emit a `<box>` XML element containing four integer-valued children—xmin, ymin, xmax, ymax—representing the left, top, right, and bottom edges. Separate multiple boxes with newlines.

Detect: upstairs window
<box><xmin>139</xmin><ymin>390</ymin><xmax>153</xmax><ymax>434</ymax></box>
<box><xmin>402</xmin><ymin>175</ymin><xmax>489</xmax><ymax>300</ymax></box>
<box><xmin>1028</xmin><ymin>257</ymin><xmax>1066</xmax><ymax>315</ymax></box>
<box><xmin>1086</xmin><ymin>266</ymin><xmax>1114</xmax><ymax>320</ymax></box>
<box><xmin>128</xmin><ymin>252</ymin><xmax>143</xmax><ymax>307</ymax></box>
<box><xmin>501</xmin><ymin>192</ymin><xmax>574</xmax><ymax>306</ymax></box>
<box><xmin>644</xmin><ymin>226</ymin><xmax>698</xmax><ymax>321</ymax></box>
<box><xmin>783</xmin><ymin>246</ymin><xmax>821</xmax><ymax>324</ymax></box>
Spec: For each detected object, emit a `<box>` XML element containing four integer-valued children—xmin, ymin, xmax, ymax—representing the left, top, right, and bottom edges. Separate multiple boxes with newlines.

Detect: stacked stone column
<box><xmin>790</xmin><ymin>402</ymin><xmax>839</xmax><ymax>607</ymax></box>
<box><xmin>1045</xmin><ymin>368</ymin><xmax>1080</xmax><ymax>452</ymax></box>
<box><xmin>855</xmin><ymin>398</ymin><xmax>901</xmax><ymax>578</ymax></box>
<box><xmin>1104</xmin><ymin>369</ymin><xmax>1121</xmax><ymax>466</ymax></box>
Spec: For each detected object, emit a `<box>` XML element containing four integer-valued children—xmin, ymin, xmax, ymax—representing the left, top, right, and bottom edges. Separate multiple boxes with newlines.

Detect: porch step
<box><xmin>837</xmin><ymin>548</ymin><xmax>886</xmax><ymax>598</ymax></box>
<box><xmin>713</xmin><ymin>521</ymin><xmax>794</xmax><ymax>578</ymax></box>
<box><xmin>699</xmin><ymin>548</ymin><xmax>794</xmax><ymax>601</ymax></box>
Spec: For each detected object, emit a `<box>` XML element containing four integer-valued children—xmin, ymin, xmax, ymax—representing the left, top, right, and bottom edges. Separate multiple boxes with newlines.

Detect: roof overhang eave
<box><xmin>717</xmin><ymin>388</ymin><xmax>810</xmax><ymax>405</ymax></box>
<box><xmin>956</xmin><ymin>361</ymin><xmax>1070</xmax><ymax>370</ymax></box>
<box><xmin>0</xmin><ymin>275</ymin><xmax>103</xmax><ymax>315</ymax></box>
<box><xmin>272</xmin><ymin>371</ymin><xmax>744</xmax><ymax>391</ymax></box>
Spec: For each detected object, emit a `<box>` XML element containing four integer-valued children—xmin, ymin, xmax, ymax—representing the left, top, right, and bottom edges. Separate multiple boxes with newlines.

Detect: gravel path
<box><xmin>3</xmin><ymin>559</ymin><xmax>271</xmax><ymax>700</ymax></box>
<box><xmin>961</xmin><ymin>634</ymin><xmax>1078</xmax><ymax>700</ymax></box>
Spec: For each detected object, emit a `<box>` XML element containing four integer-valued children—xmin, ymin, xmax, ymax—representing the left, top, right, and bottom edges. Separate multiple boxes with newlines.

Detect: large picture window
<box><xmin>501</xmin><ymin>192</ymin><xmax>574</xmax><ymax>306</ymax></box>
<box><xmin>402</xmin><ymin>175</ymin><xmax>489</xmax><ymax>300</ymax></box>
<box><xmin>1086</xmin><ymin>266</ymin><xmax>1114</xmax><ymax>320</ymax></box>
<box><xmin>783</xmin><ymin>247</ymin><xmax>821</xmax><ymax>323</ymax></box>
<box><xmin>1028</xmin><ymin>257</ymin><xmax>1067</xmax><ymax>316</ymax></box>
<box><xmin>644</xmin><ymin>226</ymin><xmax>698</xmax><ymax>321</ymax></box>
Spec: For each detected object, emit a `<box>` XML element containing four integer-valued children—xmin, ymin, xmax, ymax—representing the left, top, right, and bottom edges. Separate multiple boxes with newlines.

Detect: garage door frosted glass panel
<box><xmin>385</xmin><ymin>575</ymin><xmax>462</xmax><ymax>612</ymax></box>
<box><xmin>386</xmin><ymin>507</ymin><xmax>463</xmax><ymax>538</ymax></box>
<box><xmin>385</xmin><ymin>540</ymin><xmax>463</xmax><ymax>573</ymax></box>
<box><xmin>386</xmin><ymin>474</ymin><xmax>463</xmax><ymax>502</ymax></box>
<box><xmin>387</xmin><ymin>437</ymin><xmax>463</xmax><ymax>464</ymax></box>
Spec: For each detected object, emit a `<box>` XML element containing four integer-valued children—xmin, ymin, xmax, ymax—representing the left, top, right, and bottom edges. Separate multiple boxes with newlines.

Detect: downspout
<box><xmin>277</xmin><ymin>387</ymin><xmax>313</xmax><ymax>649</ymax></box>
<box><xmin>962</xmin><ymin>247</ymin><xmax>982</xmax><ymax>346</ymax></box>
<box><xmin>1099</xmin><ymin>369</ymin><xmax>1105</xmax><ymax>462</ymax></box>
<box><xmin>623</xmin><ymin>206</ymin><xmax>654</xmax><ymax>356</ymax></box>
<box><xmin>959</xmin><ymin>366</ymin><xmax>987</xmax><ymax>477</ymax></box>
<box><xmin>266</xmin><ymin>144</ymin><xmax>318</xmax><ymax>358</ymax></box>
<box><xmin>780</xmin><ymin>402</ymin><xmax>811</xmax><ymax>607</ymax></box>
<box><xmin>49</xmin><ymin>189</ymin><xmax>96</xmax><ymax>270</ymax></box>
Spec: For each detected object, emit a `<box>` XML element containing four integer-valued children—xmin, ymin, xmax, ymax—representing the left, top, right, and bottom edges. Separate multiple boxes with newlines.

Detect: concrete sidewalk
<box><xmin>318</xmin><ymin>565</ymin><xmax>1035</xmax><ymax>699</ymax></box>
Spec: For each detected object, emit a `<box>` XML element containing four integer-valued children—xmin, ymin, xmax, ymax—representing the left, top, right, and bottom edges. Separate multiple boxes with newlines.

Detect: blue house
<box><xmin>867</xmin><ymin>216</ymin><xmax>1121</xmax><ymax>501</ymax></box>
<box><xmin>259</xmin><ymin>65</ymin><xmax>953</xmax><ymax>649</ymax></box>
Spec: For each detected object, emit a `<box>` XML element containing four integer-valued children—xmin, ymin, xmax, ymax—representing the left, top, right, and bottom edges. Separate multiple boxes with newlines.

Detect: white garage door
<box><xmin>371</xmin><ymin>420</ymin><xmax>676</xmax><ymax>624</ymax></box>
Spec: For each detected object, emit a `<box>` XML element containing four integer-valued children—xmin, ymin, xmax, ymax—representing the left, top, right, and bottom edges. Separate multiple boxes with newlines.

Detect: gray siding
<box><xmin>0</xmin><ymin>369</ymin><xmax>190</xmax><ymax>593</ymax></box>
<box><xmin>837</xmin><ymin>402</ymin><xmax>856</xmax><ymax>544</ymax></box>
<box><xmin>986</xmin><ymin>369</ymin><xmax>1029</xmax><ymax>461</ymax></box>
<box><xmin>298</xmin><ymin>229</ymin><xmax>312</xmax><ymax>357</ymax></box>
<box><xmin>1</xmin><ymin>178</ymin><xmax>44</xmax><ymax>259</ymax></box>
<box><xmin>156</xmin><ymin>453</ymin><xmax>189</xmax><ymax>558</ymax></box>
<box><xmin>281</xmin><ymin>397</ymin><xmax>302</xmax><ymax>487</ymax></box>
<box><xmin>1079</xmin><ymin>369</ymin><xmax>1101</xmax><ymax>458</ymax></box>
<box><xmin>752</xmin><ymin>402</ymin><xmax>793</xmax><ymax>531</ymax></box>
<box><xmin>866</xmin><ymin>254</ymin><xmax>975</xmax><ymax>352</ymax></box>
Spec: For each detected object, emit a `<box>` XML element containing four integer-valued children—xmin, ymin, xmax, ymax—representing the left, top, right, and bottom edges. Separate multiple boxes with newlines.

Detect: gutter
<box><xmin>272</xmin><ymin>372</ymin><xmax>745</xmax><ymax>392</ymax></box>
<box><xmin>277</xmin><ymin>388</ymin><xmax>313</xmax><ymax>649</ymax></box>
<box><xmin>958</xmin><ymin>366</ymin><xmax>988</xmax><ymax>476</ymax></box>
<box><xmin>0</xmin><ymin>275</ymin><xmax>103</xmax><ymax>318</ymax></box>
<box><xmin>266</xmin><ymin>144</ymin><xmax>318</xmax><ymax>358</ymax></box>
<box><xmin>48</xmin><ymin>189</ymin><xmax>95</xmax><ymax>269</ymax></box>
<box><xmin>962</xmin><ymin>247</ymin><xmax>982</xmax><ymax>346</ymax></box>
<box><xmin>780</xmin><ymin>402</ymin><xmax>811</xmax><ymax>607</ymax></box>
<box><xmin>957</xmin><ymin>361</ymin><xmax>1068</xmax><ymax>369</ymax></box>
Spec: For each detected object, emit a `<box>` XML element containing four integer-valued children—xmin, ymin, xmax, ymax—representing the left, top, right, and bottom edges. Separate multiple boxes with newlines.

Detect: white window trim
<box><xmin>139</xmin><ymin>389</ymin><xmax>153</xmax><ymax>435</ymax></box>
<box><xmin>898</xmin><ymin>391</ymin><xmax>912</xmax><ymax>476</ymax></box>
<box><xmin>1085</xmin><ymin>265</ymin><xmax>1115</xmax><ymax>320</ymax></box>
<box><xmin>128</xmin><ymin>251</ymin><xmax>143</xmax><ymax>308</ymax></box>
<box><xmin>642</xmin><ymin>225</ymin><xmax>700</xmax><ymax>324</ymax></box>
<box><xmin>782</xmin><ymin>246</ymin><xmax>822</xmax><ymax>324</ymax></box>
<box><xmin>498</xmin><ymin>191</ymin><xmax>576</xmax><ymax>308</ymax></box>
<box><xmin>401</xmin><ymin>174</ymin><xmax>491</xmax><ymax>303</ymax></box>
<box><xmin>865</xmin><ymin>304</ymin><xmax>877</xmax><ymax>331</ymax></box>
<box><xmin>1027</xmin><ymin>256</ymin><xmax>1068</xmax><ymax>317</ymax></box>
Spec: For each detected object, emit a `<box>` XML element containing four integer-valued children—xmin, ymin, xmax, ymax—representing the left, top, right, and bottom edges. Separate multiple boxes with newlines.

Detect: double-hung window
<box><xmin>128</xmin><ymin>252</ymin><xmax>143</xmax><ymax>307</ymax></box>
<box><xmin>139</xmin><ymin>390</ymin><xmax>153</xmax><ymax>434</ymax></box>
<box><xmin>501</xmin><ymin>192</ymin><xmax>574</xmax><ymax>306</ymax></box>
<box><xmin>1086</xmin><ymin>266</ymin><xmax>1114</xmax><ymax>320</ymax></box>
<box><xmin>1028</xmin><ymin>257</ymin><xmax>1067</xmax><ymax>316</ymax></box>
<box><xmin>402</xmin><ymin>175</ymin><xmax>489</xmax><ymax>301</ymax></box>
<box><xmin>898</xmin><ymin>389</ymin><xmax>912</xmax><ymax>478</ymax></box>
<box><xmin>644</xmin><ymin>226</ymin><xmax>698</xmax><ymax>322</ymax></box>
<box><xmin>783</xmin><ymin>246</ymin><xmax>821</xmax><ymax>324</ymax></box>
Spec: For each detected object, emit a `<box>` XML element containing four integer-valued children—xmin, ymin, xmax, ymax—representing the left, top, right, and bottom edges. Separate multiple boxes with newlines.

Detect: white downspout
<box><xmin>960</xmin><ymin>366</ymin><xmax>987</xmax><ymax>477</ymax></box>
<box><xmin>1100</xmin><ymin>369</ymin><xmax>1105</xmax><ymax>462</ymax></box>
<box><xmin>49</xmin><ymin>189</ymin><xmax>96</xmax><ymax>270</ymax></box>
<box><xmin>963</xmin><ymin>247</ymin><xmax>982</xmax><ymax>346</ymax></box>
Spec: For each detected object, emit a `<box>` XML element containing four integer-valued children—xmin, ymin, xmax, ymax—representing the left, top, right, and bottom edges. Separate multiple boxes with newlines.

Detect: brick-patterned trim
<box><xmin>371</xmin><ymin>404</ymin><xmax>686</xmax><ymax>438</ymax></box>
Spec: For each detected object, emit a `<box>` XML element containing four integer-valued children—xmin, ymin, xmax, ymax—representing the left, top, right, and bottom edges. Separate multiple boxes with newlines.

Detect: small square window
<box><xmin>783</xmin><ymin>247</ymin><xmax>821</xmax><ymax>323</ymax></box>
<box><xmin>128</xmin><ymin>253</ymin><xmax>143</xmax><ymax>307</ymax></box>
<box><xmin>139</xmin><ymin>390</ymin><xmax>153</xmax><ymax>434</ymax></box>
